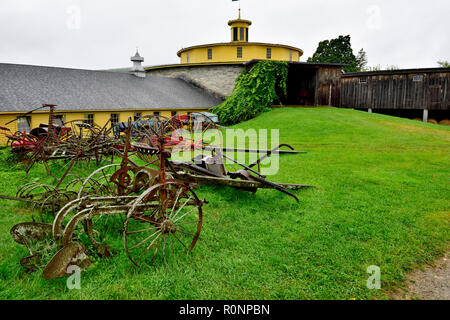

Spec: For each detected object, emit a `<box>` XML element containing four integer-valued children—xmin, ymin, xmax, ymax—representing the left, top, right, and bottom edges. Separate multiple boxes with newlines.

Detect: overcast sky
<box><xmin>0</xmin><ymin>0</ymin><xmax>449</xmax><ymax>70</ymax></box>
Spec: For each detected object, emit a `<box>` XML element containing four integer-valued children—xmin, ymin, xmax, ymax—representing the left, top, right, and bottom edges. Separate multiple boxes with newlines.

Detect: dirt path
<box><xmin>391</xmin><ymin>252</ymin><xmax>449</xmax><ymax>300</ymax></box>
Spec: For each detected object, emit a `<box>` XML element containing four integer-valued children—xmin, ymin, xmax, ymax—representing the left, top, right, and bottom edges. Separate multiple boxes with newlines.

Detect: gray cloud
<box><xmin>0</xmin><ymin>0</ymin><xmax>448</xmax><ymax>70</ymax></box>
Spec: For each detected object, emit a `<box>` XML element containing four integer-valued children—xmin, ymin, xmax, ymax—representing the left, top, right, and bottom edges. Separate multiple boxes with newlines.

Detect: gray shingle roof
<box><xmin>0</xmin><ymin>63</ymin><xmax>221</xmax><ymax>112</ymax></box>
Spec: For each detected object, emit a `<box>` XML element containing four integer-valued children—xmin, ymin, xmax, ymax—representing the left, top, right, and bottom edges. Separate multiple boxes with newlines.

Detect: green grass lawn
<box><xmin>0</xmin><ymin>107</ymin><xmax>448</xmax><ymax>300</ymax></box>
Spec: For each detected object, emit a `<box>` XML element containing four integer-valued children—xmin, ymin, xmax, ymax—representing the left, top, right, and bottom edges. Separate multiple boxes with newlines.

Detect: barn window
<box><xmin>266</xmin><ymin>48</ymin><xmax>272</xmax><ymax>59</ymax></box>
<box><xmin>110</xmin><ymin>114</ymin><xmax>120</xmax><ymax>128</ymax></box>
<box><xmin>134</xmin><ymin>112</ymin><xmax>142</xmax><ymax>121</ymax></box>
<box><xmin>207</xmin><ymin>48</ymin><xmax>212</xmax><ymax>60</ymax></box>
<box><xmin>186</xmin><ymin>52</ymin><xmax>190</xmax><ymax>63</ymax></box>
<box><xmin>54</xmin><ymin>115</ymin><xmax>65</xmax><ymax>126</ymax></box>
<box><xmin>359</xmin><ymin>77</ymin><xmax>368</xmax><ymax>84</ymax></box>
<box><xmin>84</xmin><ymin>114</ymin><xmax>94</xmax><ymax>127</ymax></box>
<box><xmin>413</xmin><ymin>75</ymin><xmax>424</xmax><ymax>82</ymax></box>
<box><xmin>237</xmin><ymin>47</ymin><xmax>243</xmax><ymax>58</ymax></box>
<box><xmin>17</xmin><ymin>116</ymin><xmax>31</xmax><ymax>133</ymax></box>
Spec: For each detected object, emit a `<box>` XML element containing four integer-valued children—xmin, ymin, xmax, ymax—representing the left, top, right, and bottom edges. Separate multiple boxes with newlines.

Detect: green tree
<box><xmin>437</xmin><ymin>60</ymin><xmax>450</xmax><ymax>68</ymax></box>
<box><xmin>307</xmin><ymin>35</ymin><xmax>362</xmax><ymax>72</ymax></box>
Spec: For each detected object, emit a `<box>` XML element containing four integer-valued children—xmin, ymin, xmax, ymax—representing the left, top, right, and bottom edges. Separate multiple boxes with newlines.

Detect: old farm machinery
<box><xmin>0</xmin><ymin>105</ymin><xmax>124</xmax><ymax>210</ymax></box>
<box><xmin>2</xmin><ymin>104</ymin><xmax>120</xmax><ymax>176</ymax></box>
<box><xmin>6</xmin><ymin>113</ymin><xmax>311</xmax><ymax>279</ymax></box>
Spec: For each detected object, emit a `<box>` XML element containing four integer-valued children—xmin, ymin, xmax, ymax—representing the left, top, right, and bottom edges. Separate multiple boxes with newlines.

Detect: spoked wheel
<box><xmin>77</xmin><ymin>164</ymin><xmax>121</xmax><ymax>197</ymax></box>
<box><xmin>123</xmin><ymin>181</ymin><xmax>203</xmax><ymax>266</ymax></box>
<box><xmin>40</xmin><ymin>191</ymin><xmax>75</xmax><ymax>216</ymax></box>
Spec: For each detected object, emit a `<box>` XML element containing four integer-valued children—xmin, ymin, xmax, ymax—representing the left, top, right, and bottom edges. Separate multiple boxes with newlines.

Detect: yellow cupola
<box><xmin>228</xmin><ymin>9</ymin><xmax>252</xmax><ymax>42</ymax></box>
<box><xmin>176</xmin><ymin>9</ymin><xmax>303</xmax><ymax>64</ymax></box>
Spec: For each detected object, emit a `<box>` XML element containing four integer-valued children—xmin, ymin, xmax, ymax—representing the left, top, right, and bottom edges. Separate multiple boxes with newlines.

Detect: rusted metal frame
<box><xmin>170</xmin><ymin>161</ymin><xmax>226</xmax><ymax>178</ymax></box>
<box><xmin>54</xmin><ymin>157</ymin><xmax>77</xmax><ymax>189</ymax></box>
<box><xmin>176</xmin><ymin>172</ymin><xmax>312</xmax><ymax>191</ymax></box>
<box><xmin>0</xmin><ymin>194</ymin><xmax>39</xmax><ymax>203</ymax></box>
<box><xmin>247</xmin><ymin>144</ymin><xmax>296</xmax><ymax>169</ymax></box>
<box><xmin>234</xmin><ymin>172</ymin><xmax>299</xmax><ymax>202</ymax></box>
<box><xmin>221</xmin><ymin>153</ymin><xmax>266</xmax><ymax>178</ymax></box>
<box><xmin>53</xmin><ymin>196</ymin><xmax>139</xmax><ymax>239</ymax></box>
<box><xmin>203</xmin><ymin>146</ymin><xmax>306</xmax><ymax>154</ymax></box>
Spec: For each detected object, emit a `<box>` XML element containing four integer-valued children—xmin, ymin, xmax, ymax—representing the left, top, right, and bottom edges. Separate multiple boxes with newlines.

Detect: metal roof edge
<box><xmin>342</xmin><ymin>67</ymin><xmax>450</xmax><ymax>77</ymax></box>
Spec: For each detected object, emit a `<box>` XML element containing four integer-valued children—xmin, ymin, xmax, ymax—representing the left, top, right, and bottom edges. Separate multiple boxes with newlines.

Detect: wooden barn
<box><xmin>340</xmin><ymin>68</ymin><xmax>450</xmax><ymax>123</ymax></box>
<box><xmin>245</xmin><ymin>60</ymin><xmax>343</xmax><ymax>107</ymax></box>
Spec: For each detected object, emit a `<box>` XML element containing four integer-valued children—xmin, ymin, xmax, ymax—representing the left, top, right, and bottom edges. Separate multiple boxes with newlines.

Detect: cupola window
<box><xmin>233</xmin><ymin>28</ymin><xmax>238</xmax><ymax>41</ymax></box>
<box><xmin>240</xmin><ymin>28</ymin><xmax>245</xmax><ymax>41</ymax></box>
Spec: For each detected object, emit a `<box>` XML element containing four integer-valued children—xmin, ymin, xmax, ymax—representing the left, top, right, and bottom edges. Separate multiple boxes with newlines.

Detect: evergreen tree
<box><xmin>356</xmin><ymin>49</ymin><xmax>368</xmax><ymax>71</ymax></box>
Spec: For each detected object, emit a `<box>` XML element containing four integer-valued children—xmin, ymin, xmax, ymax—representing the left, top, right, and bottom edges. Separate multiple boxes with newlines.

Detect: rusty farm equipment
<box><xmin>0</xmin><ymin>105</ymin><xmax>125</xmax><ymax>211</ymax></box>
<box><xmin>7</xmin><ymin>114</ymin><xmax>311</xmax><ymax>279</ymax></box>
<box><xmin>10</xmin><ymin>117</ymin><xmax>210</xmax><ymax>278</ymax></box>
<box><xmin>2</xmin><ymin>104</ymin><xmax>120</xmax><ymax>178</ymax></box>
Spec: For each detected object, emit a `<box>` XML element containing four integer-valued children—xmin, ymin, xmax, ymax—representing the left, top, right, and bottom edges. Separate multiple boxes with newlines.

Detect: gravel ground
<box><xmin>391</xmin><ymin>252</ymin><xmax>449</xmax><ymax>300</ymax></box>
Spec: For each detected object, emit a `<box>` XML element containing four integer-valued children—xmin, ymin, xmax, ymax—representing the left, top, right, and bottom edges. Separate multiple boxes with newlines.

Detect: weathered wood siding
<box><xmin>316</xmin><ymin>68</ymin><xmax>342</xmax><ymax>106</ymax></box>
<box><xmin>340</xmin><ymin>70</ymin><xmax>450</xmax><ymax>110</ymax></box>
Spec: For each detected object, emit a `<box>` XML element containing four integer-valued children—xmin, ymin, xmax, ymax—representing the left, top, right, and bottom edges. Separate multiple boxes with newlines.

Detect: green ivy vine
<box><xmin>212</xmin><ymin>60</ymin><xmax>288</xmax><ymax>125</ymax></box>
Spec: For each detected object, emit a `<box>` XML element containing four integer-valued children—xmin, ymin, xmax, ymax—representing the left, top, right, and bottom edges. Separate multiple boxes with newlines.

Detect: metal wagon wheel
<box><xmin>77</xmin><ymin>164</ymin><xmax>122</xmax><ymax>198</ymax></box>
<box><xmin>123</xmin><ymin>181</ymin><xmax>203</xmax><ymax>266</ymax></box>
<box><xmin>76</xmin><ymin>164</ymin><xmax>129</xmax><ymax>235</ymax></box>
<box><xmin>40</xmin><ymin>190</ymin><xmax>76</xmax><ymax>216</ymax></box>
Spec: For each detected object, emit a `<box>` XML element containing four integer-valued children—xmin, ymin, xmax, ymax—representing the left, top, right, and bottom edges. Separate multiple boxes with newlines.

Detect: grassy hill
<box><xmin>0</xmin><ymin>107</ymin><xmax>448</xmax><ymax>299</ymax></box>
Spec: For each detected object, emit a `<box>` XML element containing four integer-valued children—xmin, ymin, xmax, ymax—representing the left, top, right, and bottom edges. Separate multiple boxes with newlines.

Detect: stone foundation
<box><xmin>146</xmin><ymin>64</ymin><xmax>244</xmax><ymax>99</ymax></box>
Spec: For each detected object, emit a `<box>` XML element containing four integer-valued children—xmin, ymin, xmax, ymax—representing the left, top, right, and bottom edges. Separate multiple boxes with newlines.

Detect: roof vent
<box><xmin>130</xmin><ymin>49</ymin><xmax>146</xmax><ymax>78</ymax></box>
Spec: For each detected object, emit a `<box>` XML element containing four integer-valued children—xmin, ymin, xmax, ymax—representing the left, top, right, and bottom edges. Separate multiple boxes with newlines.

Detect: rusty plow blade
<box><xmin>10</xmin><ymin>222</ymin><xmax>53</xmax><ymax>272</ymax></box>
<box><xmin>43</xmin><ymin>242</ymin><xmax>91</xmax><ymax>280</ymax></box>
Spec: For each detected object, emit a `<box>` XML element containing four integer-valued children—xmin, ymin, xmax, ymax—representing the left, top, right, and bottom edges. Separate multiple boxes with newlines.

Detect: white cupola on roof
<box><xmin>130</xmin><ymin>49</ymin><xmax>145</xmax><ymax>78</ymax></box>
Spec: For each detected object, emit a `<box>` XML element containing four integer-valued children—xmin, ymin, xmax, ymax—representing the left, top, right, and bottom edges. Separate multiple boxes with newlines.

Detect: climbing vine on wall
<box><xmin>212</xmin><ymin>61</ymin><xmax>288</xmax><ymax>125</ymax></box>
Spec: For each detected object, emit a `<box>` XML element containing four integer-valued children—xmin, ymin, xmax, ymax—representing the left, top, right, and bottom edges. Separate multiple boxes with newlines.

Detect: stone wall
<box><xmin>146</xmin><ymin>64</ymin><xmax>244</xmax><ymax>99</ymax></box>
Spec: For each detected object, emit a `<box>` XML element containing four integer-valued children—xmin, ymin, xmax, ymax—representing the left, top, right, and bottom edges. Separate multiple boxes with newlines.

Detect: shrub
<box><xmin>212</xmin><ymin>61</ymin><xmax>288</xmax><ymax>125</ymax></box>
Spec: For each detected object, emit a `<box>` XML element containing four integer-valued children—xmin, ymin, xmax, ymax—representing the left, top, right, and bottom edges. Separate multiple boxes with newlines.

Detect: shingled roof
<box><xmin>0</xmin><ymin>63</ymin><xmax>221</xmax><ymax>112</ymax></box>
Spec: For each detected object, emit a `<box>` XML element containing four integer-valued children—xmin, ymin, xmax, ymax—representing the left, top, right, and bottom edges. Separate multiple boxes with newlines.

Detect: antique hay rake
<box><xmin>8</xmin><ymin>114</ymin><xmax>311</xmax><ymax>279</ymax></box>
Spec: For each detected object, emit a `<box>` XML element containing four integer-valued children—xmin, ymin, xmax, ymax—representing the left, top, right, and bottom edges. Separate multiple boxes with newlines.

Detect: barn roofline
<box><xmin>343</xmin><ymin>67</ymin><xmax>450</xmax><ymax>77</ymax></box>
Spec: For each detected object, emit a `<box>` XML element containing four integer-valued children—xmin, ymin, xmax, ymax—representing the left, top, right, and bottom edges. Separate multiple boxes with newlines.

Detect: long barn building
<box><xmin>340</xmin><ymin>68</ymin><xmax>450</xmax><ymax>122</ymax></box>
